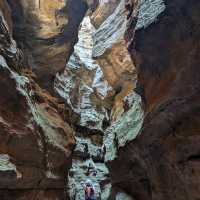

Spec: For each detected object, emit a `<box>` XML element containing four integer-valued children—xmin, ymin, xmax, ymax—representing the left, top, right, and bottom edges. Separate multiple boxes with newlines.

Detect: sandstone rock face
<box><xmin>0</xmin><ymin>3</ymin><xmax>75</xmax><ymax>199</ymax></box>
<box><xmin>108</xmin><ymin>0</ymin><xmax>200</xmax><ymax>200</ymax></box>
<box><xmin>55</xmin><ymin>16</ymin><xmax>112</xmax><ymax>131</ymax></box>
<box><xmin>55</xmin><ymin>16</ymin><xmax>112</xmax><ymax>200</ymax></box>
<box><xmin>93</xmin><ymin>0</ymin><xmax>138</xmax><ymax>122</ymax></box>
<box><xmin>90</xmin><ymin>0</ymin><xmax>120</xmax><ymax>28</ymax></box>
<box><xmin>54</xmin><ymin>2</ymin><xmax>143</xmax><ymax>199</ymax></box>
<box><xmin>2</xmin><ymin>0</ymin><xmax>199</xmax><ymax>199</ymax></box>
<box><xmin>7</xmin><ymin>0</ymin><xmax>89</xmax><ymax>92</ymax></box>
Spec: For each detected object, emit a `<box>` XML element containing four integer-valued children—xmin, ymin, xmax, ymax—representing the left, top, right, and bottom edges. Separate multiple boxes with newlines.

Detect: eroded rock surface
<box><xmin>55</xmin><ymin>16</ymin><xmax>112</xmax><ymax>131</ymax></box>
<box><xmin>93</xmin><ymin>0</ymin><xmax>138</xmax><ymax>122</ymax></box>
<box><xmin>56</xmin><ymin>16</ymin><xmax>111</xmax><ymax>200</ymax></box>
<box><xmin>104</xmin><ymin>92</ymin><xmax>143</xmax><ymax>162</ymax></box>
<box><xmin>58</xmin><ymin>2</ymin><xmax>143</xmax><ymax>199</ymax></box>
<box><xmin>0</xmin><ymin>3</ymin><xmax>75</xmax><ymax>199</ymax></box>
<box><xmin>1</xmin><ymin>0</ymin><xmax>199</xmax><ymax>199</ymax></box>
<box><xmin>7</xmin><ymin>0</ymin><xmax>89</xmax><ymax>92</ymax></box>
<box><xmin>90</xmin><ymin>0</ymin><xmax>120</xmax><ymax>28</ymax></box>
<box><xmin>109</xmin><ymin>0</ymin><xmax>200</xmax><ymax>200</ymax></box>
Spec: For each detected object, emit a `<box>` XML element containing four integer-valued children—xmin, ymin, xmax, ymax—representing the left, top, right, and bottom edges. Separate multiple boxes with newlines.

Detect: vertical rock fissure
<box><xmin>55</xmin><ymin>16</ymin><xmax>111</xmax><ymax>200</ymax></box>
<box><xmin>54</xmin><ymin>1</ymin><xmax>144</xmax><ymax>198</ymax></box>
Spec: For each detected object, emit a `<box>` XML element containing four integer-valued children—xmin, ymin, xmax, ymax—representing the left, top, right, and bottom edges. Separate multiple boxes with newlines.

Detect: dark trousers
<box><xmin>85</xmin><ymin>197</ymin><xmax>95</xmax><ymax>200</ymax></box>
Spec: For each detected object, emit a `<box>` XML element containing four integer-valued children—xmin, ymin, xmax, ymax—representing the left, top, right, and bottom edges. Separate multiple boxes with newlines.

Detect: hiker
<box><xmin>84</xmin><ymin>179</ymin><xmax>96</xmax><ymax>200</ymax></box>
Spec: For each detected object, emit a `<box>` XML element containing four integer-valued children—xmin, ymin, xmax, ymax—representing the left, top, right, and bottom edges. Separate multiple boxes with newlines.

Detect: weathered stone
<box><xmin>104</xmin><ymin>92</ymin><xmax>143</xmax><ymax>161</ymax></box>
<box><xmin>0</xmin><ymin>4</ymin><xmax>75</xmax><ymax>198</ymax></box>
<box><xmin>93</xmin><ymin>0</ymin><xmax>138</xmax><ymax>122</ymax></box>
<box><xmin>90</xmin><ymin>0</ymin><xmax>120</xmax><ymax>28</ymax></box>
<box><xmin>55</xmin><ymin>16</ymin><xmax>112</xmax><ymax>131</ymax></box>
<box><xmin>7</xmin><ymin>0</ymin><xmax>89</xmax><ymax>92</ymax></box>
<box><xmin>108</xmin><ymin>0</ymin><xmax>200</xmax><ymax>200</ymax></box>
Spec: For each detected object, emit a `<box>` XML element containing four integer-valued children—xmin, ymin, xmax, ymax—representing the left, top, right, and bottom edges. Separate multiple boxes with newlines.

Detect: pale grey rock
<box><xmin>92</xmin><ymin>0</ymin><xmax>127</xmax><ymax>57</ymax></box>
<box><xmin>104</xmin><ymin>92</ymin><xmax>144</xmax><ymax>161</ymax></box>
<box><xmin>55</xmin><ymin>16</ymin><xmax>112</xmax><ymax>131</ymax></box>
<box><xmin>116</xmin><ymin>192</ymin><xmax>134</xmax><ymax>200</ymax></box>
<box><xmin>68</xmin><ymin>159</ymin><xmax>109</xmax><ymax>200</ymax></box>
<box><xmin>74</xmin><ymin>137</ymin><xmax>105</xmax><ymax>162</ymax></box>
<box><xmin>0</xmin><ymin>154</ymin><xmax>21</xmax><ymax>181</ymax></box>
<box><xmin>136</xmin><ymin>0</ymin><xmax>166</xmax><ymax>29</ymax></box>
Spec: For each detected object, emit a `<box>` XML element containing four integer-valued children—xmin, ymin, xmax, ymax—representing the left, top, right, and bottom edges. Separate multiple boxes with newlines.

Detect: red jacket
<box><xmin>85</xmin><ymin>186</ymin><xmax>94</xmax><ymax>198</ymax></box>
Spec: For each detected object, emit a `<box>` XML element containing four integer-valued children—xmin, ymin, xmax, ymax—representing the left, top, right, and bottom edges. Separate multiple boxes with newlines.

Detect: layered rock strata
<box><xmin>93</xmin><ymin>0</ymin><xmax>138</xmax><ymax>122</ymax></box>
<box><xmin>0</xmin><ymin>2</ymin><xmax>75</xmax><ymax>199</ymax></box>
<box><xmin>90</xmin><ymin>0</ymin><xmax>120</xmax><ymax>28</ymax></box>
<box><xmin>7</xmin><ymin>0</ymin><xmax>89</xmax><ymax>92</ymax></box>
<box><xmin>55</xmin><ymin>16</ymin><xmax>112</xmax><ymax>131</ymax></box>
<box><xmin>56</xmin><ymin>1</ymin><xmax>144</xmax><ymax>199</ymax></box>
<box><xmin>108</xmin><ymin>0</ymin><xmax>200</xmax><ymax>200</ymax></box>
<box><xmin>56</xmin><ymin>16</ymin><xmax>112</xmax><ymax>200</ymax></box>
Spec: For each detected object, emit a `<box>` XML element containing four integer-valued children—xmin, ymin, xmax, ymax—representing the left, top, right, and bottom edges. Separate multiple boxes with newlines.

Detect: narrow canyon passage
<box><xmin>55</xmin><ymin>16</ymin><xmax>111</xmax><ymax>200</ymax></box>
<box><xmin>54</xmin><ymin>16</ymin><xmax>112</xmax><ymax>199</ymax></box>
<box><xmin>54</xmin><ymin>1</ymin><xmax>144</xmax><ymax>198</ymax></box>
<box><xmin>1</xmin><ymin>0</ymin><xmax>200</xmax><ymax>199</ymax></box>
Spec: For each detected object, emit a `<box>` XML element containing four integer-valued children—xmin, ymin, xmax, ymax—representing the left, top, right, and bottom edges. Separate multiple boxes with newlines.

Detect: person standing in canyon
<box><xmin>84</xmin><ymin>179</ymin><xmax>96</xmax><ymax>200</ymax></box>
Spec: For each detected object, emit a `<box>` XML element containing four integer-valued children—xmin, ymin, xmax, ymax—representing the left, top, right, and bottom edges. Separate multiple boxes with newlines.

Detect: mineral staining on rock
<box><xmin>108</xmin><ymin>0</ymin><xmax>200</xmax><ymax>200</ymax></box>
<box><xmin>0</xmin><ymin>4</ymin><xmax>75</xmax><ymax>198</ymax></box>
<box><xmin>136</xmin><ymin>0</ymin><xmax>165</xmax><ymax>29</ymax></box>
<box><xmin>93</xmin><ymin>0</ymin><xmax>138</xmax><ymax>122</ymax></box>
<box><xmin>57</xmin><ymin>1</ymin><xmax>144</xmax><ymax>199</ymax></box>
<box><xmin>55</xmin><ymin>16</ymin><xmax>112</xmax><ymax>131</ymax></box>
<box><xmin>104</xmin><ymin>92</ymin><xmax>143</xmax><ymax>161</ymax></box>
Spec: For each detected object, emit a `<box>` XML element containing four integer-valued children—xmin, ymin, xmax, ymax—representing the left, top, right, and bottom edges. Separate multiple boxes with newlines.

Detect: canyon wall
<box><xmin>7</xmin><ymin>0</ymin><xmax>89</xmax><ymax>92</ymax></box>
<box><xmin>1</xmin><ymin>0</ymin><xmax>200</xmax><ymax>199</ymax></box>
<box><xmin>0</xmin><ymin>1</ymin><xmax>76</xmax><ymax>199</ymax></box>
<box><xmin>108</xmin><ymin>0</ymin><xmax>200</xmax><ymax>199</ymax></box>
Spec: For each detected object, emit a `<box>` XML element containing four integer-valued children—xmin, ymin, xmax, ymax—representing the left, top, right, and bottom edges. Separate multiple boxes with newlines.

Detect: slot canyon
<box><xmin>0</xmin><ymin>0</ymin><xmax>200</xmax><ymax>199</ymax></box>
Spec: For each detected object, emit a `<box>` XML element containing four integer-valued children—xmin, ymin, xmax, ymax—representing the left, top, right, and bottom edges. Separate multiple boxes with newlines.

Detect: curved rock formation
<box><xmin>7</xmin><ymin>0</ymin><xmax>89</xmax><ymax>92</ymax></box>
<box><xmin>55</xmin><ymin>16</ymin><xmax>112</xmax><ymax>131</ymax></box>
<box><xmin>92</xmin><ymin>0</ymin><xmax>139</xmax><ymax>124</ymax></box>
<box><xmin>0</xmin><ymin>2</ymin><xmax>75</xmax><ymax>199</ymax></box>
<box><xmin>90</xmin><ymin>0</ymin><xmax>119</xmax><ymax>28</ymax></box>
<box><xmin>1</xmin><ymin>0</ymin><xmax>200</xmax><ymax>199</ymax></box>
<box><xmin>108</xmin><ymin>0</ymin><xmax>200</xmax><ymax>199</ymax></box>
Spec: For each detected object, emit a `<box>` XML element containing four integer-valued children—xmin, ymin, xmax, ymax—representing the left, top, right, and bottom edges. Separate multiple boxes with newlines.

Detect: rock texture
<box><xmin>104</xmin><ymin>92</ymin><xmax>143</xmax><ymax>162</ymax></box>
<box><xmin>55</xmin><ymin>16</ymin><xmax>112</xmax><ymax>131</ymax></box>
<box><xmin>7</xmin><ymin>0</ymin><xmax>89</xmax><ymax>92</ymax></box>
<box><xmin>56</xmin><ymin>2</ymin><xmax>143</xmax><ymax>199</ymax></box>
<box><xmin>108</xmin><ymin>0</ymin><xmax>200</xmax><ymax>200</ymax></box>
<box><xmin>93</xmin><ymin>0</ymin><xmax>138</xmax><ymax>122</ymax></box>
<box><xmin>90</xmin><ymin>0</ymin><xmax>120</xmax><ymax>28</ymax></box>
<box><xmin>0</xmin><ymin>2</ymin><xmax>75</xmax><ymax>199</ymax></box>
<box><xmin>1</xmin><ymin>0</ymin><xmax>200</xmax><ymax>199</ymax></box>
<box><xmin>56</xmin><ymin>16</ymin><xmax>111</xmax><ymax>200</ymax></box>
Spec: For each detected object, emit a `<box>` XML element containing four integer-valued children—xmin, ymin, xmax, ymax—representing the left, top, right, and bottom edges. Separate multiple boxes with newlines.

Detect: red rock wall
<box><xmin>0</xmin><ymin>1</ymin><xmax>75</xmax><ymax>199</ymax></box>
<box><xmin>7</xmin><ymin>0</ymin><xmax>89</xmax><ymax>92</ymax></box>
<box><xmin>108</xmin><ymin>0</ymin><xmax>200</xmax><ymax>199</ymax></box>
